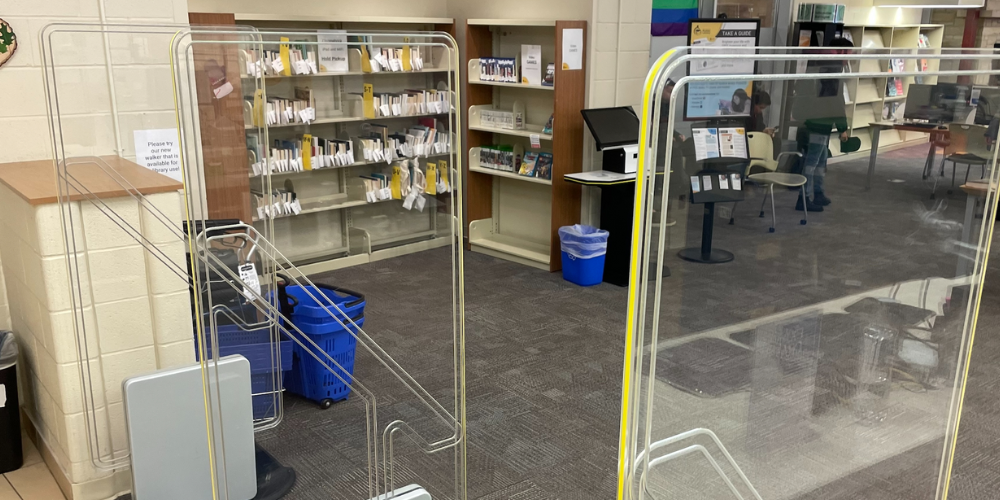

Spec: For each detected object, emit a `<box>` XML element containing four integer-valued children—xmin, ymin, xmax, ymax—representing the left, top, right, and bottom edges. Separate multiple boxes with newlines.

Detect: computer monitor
<box><xmin>581</xmin><ymin>107</ymin><xmax>640</xmax><ymax>150</ymax></box>
<box><xmin>974</xmin><ymin>86</ymin><xmax>1000</xmax><ymax>125</ymax></box>
<box><xmin>904</xmin><ymin>83</ymin><xmax>970</xmax><ymax>123</ymax></box>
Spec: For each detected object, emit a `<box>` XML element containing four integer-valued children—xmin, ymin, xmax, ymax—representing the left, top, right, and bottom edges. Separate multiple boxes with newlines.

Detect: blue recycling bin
<box><xmin>559</xmin><ymin>225</ymin><xmax>609</xmax><ymax>286</ymax></box>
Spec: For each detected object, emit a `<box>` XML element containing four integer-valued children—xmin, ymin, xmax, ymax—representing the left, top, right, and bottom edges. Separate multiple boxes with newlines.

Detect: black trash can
<box><xmin>0</xmin><ymin>331</ymin><xmax>21</xmax><ymax>474</ymax></box>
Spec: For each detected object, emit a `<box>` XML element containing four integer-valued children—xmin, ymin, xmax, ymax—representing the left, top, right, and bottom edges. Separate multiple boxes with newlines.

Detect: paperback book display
<box><xmin>479</xmin><ymin>57</ymin><xmax>518</xmax><ymax>83</ymax></box>
<box><xmin>249</xmin><ymin>123</ymin><xmax>449</xmax><ymax>176</ymax></box>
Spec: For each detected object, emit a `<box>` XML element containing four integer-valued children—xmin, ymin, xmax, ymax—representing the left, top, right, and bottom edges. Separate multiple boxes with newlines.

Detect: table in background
<box><xmin>867</xmin><ymin>121</ymin><xmax>949</xmax><ymax>190</ymax></box>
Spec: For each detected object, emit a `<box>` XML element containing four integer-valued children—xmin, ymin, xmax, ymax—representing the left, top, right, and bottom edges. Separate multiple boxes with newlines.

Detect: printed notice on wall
<box><xmin>133</xmin><ymin>128</ymin><xmax>182</xmax><ymax>182</ymax></box>
<box><xmin>318</xmin><ymin>30</ymin><xmax>349</xmax><ymax>73</ymax></box>
<box><xmin>562</xmin><ymin>28</ymin><xmax>583</xmax><ymax>70</ymax></box>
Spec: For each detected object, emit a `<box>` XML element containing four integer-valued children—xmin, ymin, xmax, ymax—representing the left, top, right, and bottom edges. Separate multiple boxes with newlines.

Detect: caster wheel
<box><xmin>758</xmin><ymin>211</ymin><xmax>765</xmax><ymax>218</ymax></box>
<box><xmin>728</xmin><ymin>218</ymin><xmax>735</xmax><ymax>225</ymax></box>
<box><xmin>930</xmin><ymin>194</ymin><xmax>936</xmax><ymax>200</ymax></box>
<box><xmin>947</xmin><ymin>190</ymin><xmax>953</xmax><ymax>195</ymax></box>
<box><xmin>800</xmin><ymin>220</ymin><xmax>807</xmax><ymax>225</ymax></box>
<box><xmin>320</xmin><ymin>399</ymin><xmax>334</xmax><ymax>410</ymax></box>
<box><xmin>769</xmin><ymin>227</ymin><xmax>775</xmax><ymax>233</ymax></box>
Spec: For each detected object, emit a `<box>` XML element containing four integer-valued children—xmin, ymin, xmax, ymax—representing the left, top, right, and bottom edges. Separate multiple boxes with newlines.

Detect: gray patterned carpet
<box><xmin>248</xmin><ymin>144</ymin><xmax>1000</xmax><ymax>500</ymax></box>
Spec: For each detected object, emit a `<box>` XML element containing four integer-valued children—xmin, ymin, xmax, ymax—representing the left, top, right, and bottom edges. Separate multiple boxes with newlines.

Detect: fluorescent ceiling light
<box><xmin>875</xmin><ymin>0</ymin><xmax>982</xmax><ymax>7</ymax></box>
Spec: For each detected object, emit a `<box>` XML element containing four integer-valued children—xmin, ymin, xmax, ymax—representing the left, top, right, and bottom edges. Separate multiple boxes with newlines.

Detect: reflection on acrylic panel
<box><xmin>747</xmin><ymin>312</ymin><xmax>821</xmax><ymax>462</ymax></box>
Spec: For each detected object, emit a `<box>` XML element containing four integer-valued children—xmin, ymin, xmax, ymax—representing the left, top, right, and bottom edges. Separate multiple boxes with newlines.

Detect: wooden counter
<box><xmin>0</xmin><ymin>156</ymin><xmax>183</xmax><ymax>205</ymax></box>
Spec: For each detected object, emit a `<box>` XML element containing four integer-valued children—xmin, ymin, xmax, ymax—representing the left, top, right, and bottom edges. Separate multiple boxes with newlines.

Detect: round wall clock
<box><xmin>0</xmin><ymin>19</ymin><xmax>17</xmax><ymax>68</ymax></box>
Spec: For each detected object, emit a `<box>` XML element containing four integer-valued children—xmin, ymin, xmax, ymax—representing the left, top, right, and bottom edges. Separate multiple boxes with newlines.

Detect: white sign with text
<box><xmin>133</xmin><ymin>128</ymin><xmax>182</xmax><ymax>182</ymax></box>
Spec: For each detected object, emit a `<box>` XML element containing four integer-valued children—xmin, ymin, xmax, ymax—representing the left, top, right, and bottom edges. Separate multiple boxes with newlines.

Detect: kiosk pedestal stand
<box><xmin>678</xmin><ymin>158</ymin><xmax>747</xmax><ymax>264</ymax></box>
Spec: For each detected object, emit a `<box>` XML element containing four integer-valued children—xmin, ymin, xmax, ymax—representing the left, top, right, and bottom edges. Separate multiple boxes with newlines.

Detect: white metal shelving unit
<box><xmin>236</xmin><ymin>21</ymin><xmax>459</xmax><ymax>274</ymax></box>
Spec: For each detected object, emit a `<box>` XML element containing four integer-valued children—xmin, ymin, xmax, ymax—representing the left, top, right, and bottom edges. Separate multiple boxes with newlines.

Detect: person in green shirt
<box><xmin>794</xmin><ymin>38</ymin><xmax>854</xmax><ymax>212</ymax></box>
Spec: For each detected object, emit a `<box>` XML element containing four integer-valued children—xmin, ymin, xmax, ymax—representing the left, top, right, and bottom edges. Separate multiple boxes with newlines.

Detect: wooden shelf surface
<box><xmin>469</xmin><ymin>166</ymin><xmax>552</xmax><ymax>185</ymax></box>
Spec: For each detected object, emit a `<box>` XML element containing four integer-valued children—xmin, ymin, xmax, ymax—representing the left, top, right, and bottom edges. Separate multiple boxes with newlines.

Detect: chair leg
<box><xmin>729</xmin><ymin>201</ymin><xmax>738</xmax><ymax>225</ymax></box>
<box><xmin>965</xmin><ymin>164</ymin><xmax>972</xmax><ymax>184</ymax></box>
<box><xmin>799</xmin><ymin>185</ymin><xmax>808</xmax><ymax>226</ymax></box>
<box><xmin>769</xmin><ymin>184</ymin><xmax>777</xmax><ymax>233</ymax></box>
<box><xmin>759</xmin><ymin>186</ymin><xmax>769</xmax><ymax>218</ymax></box>
<box><xmin>940</xmin><ymin>155</ymin><xmax>946</xmax><ymax>177</ymax></box>
<box><xmin>951</xmin><ymin>162</ymin><xmax>957</xmax><ymax>190</ymax></box>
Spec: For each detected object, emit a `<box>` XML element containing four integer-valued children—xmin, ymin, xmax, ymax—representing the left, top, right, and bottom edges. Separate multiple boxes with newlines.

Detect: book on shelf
<box><xmin>518</xmin><ymin>152</ymin><xmax>538</xmax><ymax>176</ymax></box>
<box><xmin>543</xmin><ymin>114</ymin><xmax>554</xmax><ymax>135</ymax></box>
<box><xmin>479</xmin><ymin>101</ymin><xmax>526</xmax><ymax>130</ymax></box>
<box><xmin>534</xmin><ymin>152</ymin><xmax>553</xmax><ymax>180</ymax></box>
<box><xmin>250</xmin><ymin>121</ymin><xmax>449</xmax><ymax>176</ymax></box>
<box><xmin>480</xmin><ymin>57</ymin><xmax>518</xmax><ymax>83</ymax></box>
<box><xmin>252</xmin><ymin>188</ymin><xmax>301</xmax><ymax>220</ymax></box>
<box><xmin>351</xmin><ymin>88</ymin><xmax>448</xmax><ymax>118</ymax></box>
<box><xmin>542</xmin><ymin>63</ymin><xmax>555</xmax><ymax>87</ymax></box>
<box><xmin>241</xmin><ymin>44</ymin><xmax>318</xmax><ymax>77</ymax></box>
<box><xmin>479</xmin><ymin>145</ymin><xmax>518</xmax><ymax>173</ymax></box>
<box><xmin>261</xmin><ymin>95</ymin><xmax>314</xmax><ymax>126</ymax></box>
<box><xmin>521</xmin><ymin>45</ymin><xmax>542</xmax><ymax>85</ymax></box>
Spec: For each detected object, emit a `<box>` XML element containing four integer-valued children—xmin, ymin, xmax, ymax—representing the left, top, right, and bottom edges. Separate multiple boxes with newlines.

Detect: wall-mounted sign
<box><xmin>0</xmin><ymin>19</ymin><xmax>17</xmax><ymax>68</ymax></box>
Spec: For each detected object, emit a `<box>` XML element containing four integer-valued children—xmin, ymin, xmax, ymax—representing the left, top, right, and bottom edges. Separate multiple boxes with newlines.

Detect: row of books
<box><xmin>477</xmin><ymin>51</ymin><xmax>555</xmax><ymax>86</ymax></box>
<box><xmin>257</xmin><ymin>87</ymin><xmax>315</xmax><ymax>126</ymax></box>
<box><xmin>367</xmin><ymin>89</ymin><xmax>449</xmax><ymax>118</ymax></box>
<box><xmin>479</xmin><ymin>57</ymin><xmax>518</xmax><ymax>83</ymax></box>
<box><xmin>252</xmin><ymin>189</ymin><xmax>301</xmax><ymax>220</ymax></box>
<box><xmin>480</xmin><ymin>108</ymin><xmax>524</xmax><ymax>130</ymax></box>
<box><xmin>241</xmin><ymin>46</ymin><xmax>319</xmax><ymax>78</ymax></box>
<box><xmin>478</xmin><ymin>146</ymin><xmax>518</xmax><ymax>172</ymax></box>
<box><xmin>517</xmin><ymin>152</ymin><xmax>553</xmax><ymax>180</ymax></box>
<box><xmin>251</xmin><ymin>136</ymin><xmax>356</xmax><ymax>176</ymax></box>
<box><xmin>360</xmin><ymin>159</ymin><xmax>452</xmax><ymax>207</ymax></box>
<box><xmin>477</xmin><ymin>146</ymin><xmax>552</xmax><ymax>180</ymax></box>
<box><xmin>886</xmin><ymin>77</ymin><xmax>904</xmax><ymax>97</ymax></box>
<box><xmin>368</xmin><ymin>46</ymin><xmax>424</xmax><ymax>73</ymax></box>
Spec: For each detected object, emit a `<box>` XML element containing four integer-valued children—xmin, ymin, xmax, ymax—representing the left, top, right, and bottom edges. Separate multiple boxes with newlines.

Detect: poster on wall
<box><xmin>684</xmin><ymin>19</ymin><xmax>760</xmax><ymax>120</ymax></box>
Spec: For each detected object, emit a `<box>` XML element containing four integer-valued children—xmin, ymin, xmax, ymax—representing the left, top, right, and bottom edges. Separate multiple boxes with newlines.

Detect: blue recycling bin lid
<box><xmin>0</xmin><ymin>332</ymin><xmax>16</xmax><ymax>370</ymax></box>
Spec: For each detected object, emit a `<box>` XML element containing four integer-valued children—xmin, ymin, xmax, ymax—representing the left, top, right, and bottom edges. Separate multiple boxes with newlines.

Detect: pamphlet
<box><xmin>718</xmin><ymin>174</ymin><xmax>730</xmax><ymax>190</ymax></box>
<box><xmin>702</xmin><ymin>175</ymin><xmax>714</xmax><ymax>191</ymax></box>
<box><xmin>718</xmin><ymin>127</ymin><xmax>747</xmax><ymax>159</ymax></box>
<box><xmin>693</xmin><ymin>128</ymin><xmax>720</xmax><ymax>160</ymax></box>
<box><xmin>690</xmin><ymin>176</ymin><xmax>701</xmax><ymax>193</ymax></box>
<box><xmin>730</xmin><ymin>173</ymin><xmax>742</xmax><ymax>190</ymax></box>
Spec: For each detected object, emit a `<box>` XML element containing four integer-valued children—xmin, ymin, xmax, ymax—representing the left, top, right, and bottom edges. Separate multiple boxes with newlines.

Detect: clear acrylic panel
<box><xmin>42</xmin><ymin>23</ymin><xmax>465</xmax><ymax>500</ymax></box>
<box><xmin>620</xmin><ymin>47</ymin><xmax>1000</xmax><ymax>500</ymax></box>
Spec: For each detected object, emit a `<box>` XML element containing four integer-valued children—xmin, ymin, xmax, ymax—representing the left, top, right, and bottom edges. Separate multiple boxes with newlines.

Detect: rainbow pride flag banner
<box><xmin>651</xmin><ymin>0</ymin><xmax>698</xmax><ymax>37</ymax></box>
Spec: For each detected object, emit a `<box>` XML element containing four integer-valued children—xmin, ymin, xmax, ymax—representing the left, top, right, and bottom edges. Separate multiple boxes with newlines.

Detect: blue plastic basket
<box><xmin>195</xmin><ymin>315</ymin><xmax>293</xmax><ymax>420</ymax></box>
<box><xmin>285</xmin><ymin>317</ymin><xmax>364</xmax><ymax>406</ymax></box>
<box><xmin>284</xmin><ymin>285</ymin><xmax>366</xmax><ymax>320</ymax></box>
<box><xmin>561</xmin><ymin>251</ymin><xmax>606</xmax><ymax>287</ymax></box>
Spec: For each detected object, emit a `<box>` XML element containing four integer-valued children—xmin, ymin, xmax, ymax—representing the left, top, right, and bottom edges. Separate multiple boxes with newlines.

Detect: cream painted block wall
<box><xmin>0</xmin><ymin>185</ymin><xmax>192</xmax><ymax>495</ymax></box>
<box><xmin>1</xmin><ymin>5</ymin><xmax>191</xmax><ymax>492</ymax></box>
<box><xmin>590</xmin><ymin>0</ymin><xmax>653</xmax><ymax>110</ymax></box>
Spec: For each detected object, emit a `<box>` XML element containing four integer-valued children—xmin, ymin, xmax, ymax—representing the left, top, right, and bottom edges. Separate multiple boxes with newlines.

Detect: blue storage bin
<box><xmin>284</xmin><ymin>285</ymin><xmax>366</xmax><ymax>320</ymax></box>
<box><xmin>558</xmin><ymin>225</ymin><xmax>608</xmax><ymax>287</ymax></box>
<box><xmin>561</xmin><ymin>252</ymin><xmax>606</xmax><ymax>287</ymax></box>
<box><xmin>284</xmin><ymin>321</ymin><xmax>360</xmax><ymax>406</ymax></box>
<box><xmin>290</xmin><ymin>314</ymin><xmax>364</xmax><ymax>335</ymax></box>
<box><xmin>194</xmin><ymin>314</ymin><xmax>293</xmax><ymax>420</ymax></box>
